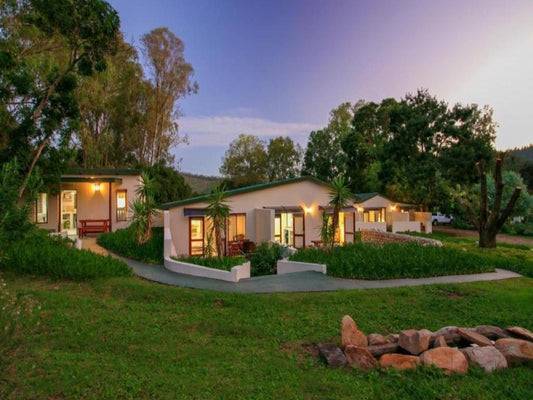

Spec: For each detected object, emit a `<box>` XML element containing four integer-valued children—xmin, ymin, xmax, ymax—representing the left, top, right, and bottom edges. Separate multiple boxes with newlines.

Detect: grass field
<box><xmin>2</xmin><ymin>274</ymin><xmax>532</xmax><ymax>399</ymax></box>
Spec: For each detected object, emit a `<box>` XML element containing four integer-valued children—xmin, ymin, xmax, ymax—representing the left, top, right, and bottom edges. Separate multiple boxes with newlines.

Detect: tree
<box><xmin>146</xmin><ymin>160</ymin><xmax>192</xmax><ymax>204</ymax></box>
<box><xmin>131</xmin><ymin>172</ymin><xmax>159</xmax><ymax>245</ymax></box>
<box><xmin>457</xmin><ymin>156</ymin><xmax>522</xmax><ymax>248</ymax></box>
<box><xmin>206</xmin><ymin>185</ymin><xmax>230</xmax><ymax>257</ymax></box>
<box><xmin>327</xmin><ymin>176</ymin><xmax>352</xmax><ymax>252</ymax></box>
<box><xmin>139</xmin><ymin>28</ymin><xmax>198</xmax><ymax>166</ymax></box>
<box><xmin>220</xmin><ymin>134</ymin><xmax>268</xmax><ymax>187</ymax></box>
<box><xmin>0</xmin><ymin>0</ymin><xmax>120</xmax><ymax>199</ymax></box>
<box><xmin>266</xmin><ymin>136</ymin><xmax>302</xmax><ymax>181</ymax></box>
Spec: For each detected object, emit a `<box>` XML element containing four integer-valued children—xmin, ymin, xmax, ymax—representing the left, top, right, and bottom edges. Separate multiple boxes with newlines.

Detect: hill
<box><xmin>181</xmin><ymin>172</ymin><xmax>223</xmax><ymax>195</ymax></box>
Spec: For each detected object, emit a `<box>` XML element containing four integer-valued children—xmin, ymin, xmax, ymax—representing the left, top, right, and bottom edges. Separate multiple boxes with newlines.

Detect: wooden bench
<box><xmin>78</xmin><ymin>219</ymin><xmax>110</xmax><ymax>238</ymax></box>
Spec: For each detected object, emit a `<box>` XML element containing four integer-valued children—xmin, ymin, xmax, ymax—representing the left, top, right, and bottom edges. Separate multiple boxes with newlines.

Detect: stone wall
<box><xmin>360</xmin><ymin>230</ymin><xmax>442</xmax><ymax>247</ymax></box>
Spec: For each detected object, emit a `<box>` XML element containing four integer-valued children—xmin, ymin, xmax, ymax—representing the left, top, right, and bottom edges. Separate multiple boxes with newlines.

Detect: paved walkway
<box><xmin>122</xmin><ymin>257</ymin><xmax>522</xmax><ymax>293</ymax></box>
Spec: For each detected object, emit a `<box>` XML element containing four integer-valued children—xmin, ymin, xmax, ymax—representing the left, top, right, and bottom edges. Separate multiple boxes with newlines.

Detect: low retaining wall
<box><xmin>164</xmin><ymin>257</ymin><xmax>251</xmax><ymax>282</ymax></box>
<box><xmin>392</xmin><ymin>221</ymin><xmax>421</xmax><ymax>233</ymax></box>
<box><xmin>277</xmin><ymin>259</ymin><xmax>327</xmax><ymax>275</ymax></box>
<box><xmin>361</xmin><ymin>230</ymin><xmax>442</xmax><ymax>246</ymax></box>
<box><xmin>355</xmin><ymin>222</ymin><xmax>386</xmax><ymax>232</ymax></box>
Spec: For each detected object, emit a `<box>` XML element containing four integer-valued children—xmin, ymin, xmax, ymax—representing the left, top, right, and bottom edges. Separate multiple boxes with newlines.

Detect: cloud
<box><xmin>177</xmin><ymin>116</ymin><xmax>323</xmax><ymax>147</ymax></box>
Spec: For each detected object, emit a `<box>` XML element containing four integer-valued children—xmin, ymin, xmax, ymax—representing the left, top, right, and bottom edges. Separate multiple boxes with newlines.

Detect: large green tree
<box><xmin>266</xmin><ymin>136</ymin><xmax>302</xmax><ymax>181</ymax></box>
<box><xmin>220</xmin><ymin>134</ymin><xmax>268</xmax><ymax>187</ymax></box>
<box><xmin>0</xmin><ymin>0</ymin><xmax>120</xmax><ymax>199</ymax></box>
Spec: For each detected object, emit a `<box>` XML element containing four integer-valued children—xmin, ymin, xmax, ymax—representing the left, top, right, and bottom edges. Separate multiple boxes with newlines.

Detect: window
<box><xmin>363</xmin><ymin>209</ymin><xmax>385</xmax><ymax>223</ymax></box>
<box><xmin>189</xmin><ymin>217</ymin><xmax>204</xmax><ymax>256</ymax></box>
<box><xmin>36</xmin><ymin>193</ymin><xmax>48</xmax><ymax>223</ymax></box>
<box><xmin>228</xmin><ymin>214</ymin><xmax>246</xmax><ymax>241</ymax></box>
<box><xmin>116</xmin><ymin>190</ymin><xmax>127</xmax><ymax>221</ymax></box>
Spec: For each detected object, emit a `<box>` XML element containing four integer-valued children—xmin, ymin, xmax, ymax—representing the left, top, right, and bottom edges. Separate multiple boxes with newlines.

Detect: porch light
<box><xmin>93</xmin><ymin>183</ymin><xmax>101</xmax><ymax>192</ymax></box>
<box><xmin>390</xmin><ymin>205</ymin><xmax>397</xmax><ymax>211</ymax></box>
<box><xmin>305</xmin><ymin>206</ymin><xmax>313</xmax><ymax>214</ymax></box>
<box><xmin>356</xmin><ymin>207</ymin><xmax>364</xmax><ymax>213</ymax></box>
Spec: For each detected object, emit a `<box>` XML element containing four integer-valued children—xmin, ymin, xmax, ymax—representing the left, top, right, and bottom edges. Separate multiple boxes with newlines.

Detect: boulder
<box><xmin>462</xmin><ymin>346</ymin><xmax>507</xmax><ymax>373</ymax></box>
<box><xmin>475</xmin><ymin>325</ymin><xmax>510</xmax><ymax>340</ymax></box>
<box><xmin>341</xmin><ymin>315</ymin><xmax>368</xmax><ymax>348</ymax></box>
<box><xmin>433</xmin><ymin>335</ymin><xmax>448</xmax><ymax>348</ymax></box>
<box><xmin>386</xmin><ymin>334</ymin><xmax>399</xmax><ymax>343</ymax></box>
<box><xmin>432</xmin><ymin>326</ymin><xmax>461</xmax><ymax>344</ymax></box>
<box><xmin>367</xmin><ymin>343</ymin><xmax>400</xmax><ymax>357</ymax></box>
<box><xmin>420</xmin><ymin>347</ymin><xmax>469</xmax><ymax>375</ymax></box>
<box><xmin>494</xmin><ymin>338</ymin><xmax>533</xmax><ymax>366</ymax></box>
<box><xmin>368</xmin><ymin>333</ymin><xmax>389</xmax><ymax>346</ymax></box>
<box><xmin>457</xmin><ymin>328</ymin><xmax>493</xmax><ymax>347</ymax></box>
<box><xmin>344</xmin><ymin>345</ymin><xmax>378</xmax><ymax>371</ymax></box>
<box><xmin>399</xmin><ymin>329</ymin><xmax>431</xmax><ymax>355</ymax></box>
<box><xmin>379</xmin><ymin>353</ymin><xmax>421</xmax><ymax>370</ymax></box>
<box><xmin>318</xmin><ymin>343</ymin><xmax>346</xmax><ymax>367</ymax></box>
<box><xmin>506</xmin><ymin>326</ymin><xmax>533</xmax><ymax>342</ymax></box>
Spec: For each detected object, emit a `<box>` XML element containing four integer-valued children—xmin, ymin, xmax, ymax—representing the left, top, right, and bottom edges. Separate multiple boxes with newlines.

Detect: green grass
<box><xmin>1</xmin><ymin>274</ymin><xmax>532</xmax><ymax>399</ymax></box>
<box><xmin>290</xmin><ymin>242</ymin><xmax>495</xmax><ymax>279</ymax></box>
<box><xmin>410</xmin><ymin>232</ymin><xmax>533</xmax><ymax>278</ymax></box>
<box><xmin>97</xmin><ymin>227</ymin><xmax>163</xmax><ymax>264</ymax></box>
<box><xmin>172</xmin><ymin>255</ymin><xmax>246</xmax><ymax>271</ymax></box>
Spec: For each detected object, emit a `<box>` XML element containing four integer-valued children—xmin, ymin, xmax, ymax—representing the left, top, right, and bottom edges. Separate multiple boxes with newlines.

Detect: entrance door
<box><xmin>344</xmin><ymin>213</ymin><xmax>355</xmax><ymax>244</ymax></box>
<box><xmin>61</xmin><ymin>190</ymin><xmax>77</xmax><ymax>235</ymax></box>
<box><xmin>293</xmin><ymin>214</ymin><xmax>305</xmax><ymax>249</ymax></box>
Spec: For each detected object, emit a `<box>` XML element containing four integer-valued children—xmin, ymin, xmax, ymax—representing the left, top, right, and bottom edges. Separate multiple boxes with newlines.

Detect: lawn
<box><xmin>2</xmin><ymin>273</ymin><xmax>532</xmax><ymax>399</ymax></box>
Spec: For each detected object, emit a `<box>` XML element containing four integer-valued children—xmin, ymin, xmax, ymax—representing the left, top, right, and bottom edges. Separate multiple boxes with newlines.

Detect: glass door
<box><xmin>61</xmin><ymin>190</ymin><xmax>77</xmax><ymax>235</ymax></box>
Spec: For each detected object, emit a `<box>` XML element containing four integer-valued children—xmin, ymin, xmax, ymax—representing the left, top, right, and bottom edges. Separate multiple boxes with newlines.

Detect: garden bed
<box><xmin>97</xmin><ymin>227</ymin><xmax>163</xmax><ymax>264</ymax></box>
<box><xmin>290</xmin><ymin>242</ymin><xmax>495</xmax><ymax>280</ymax></box>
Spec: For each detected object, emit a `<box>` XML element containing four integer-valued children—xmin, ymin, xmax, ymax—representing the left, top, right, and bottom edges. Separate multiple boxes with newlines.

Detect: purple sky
<box><xmin>108</xmin><ymin>0</ymin><xmax>533</xmax><ymax>175</ymax></box>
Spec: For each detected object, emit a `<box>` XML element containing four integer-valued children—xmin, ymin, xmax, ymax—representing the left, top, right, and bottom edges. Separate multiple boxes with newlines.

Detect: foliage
<box><xmin>171</xmin><ymin>255</ymin><xmax>246</xmax><ymax>271</ymax></box>
<box><xmin>97</xmin><ymin>227</ymin><xmax>163</xmax><ymax>264</ymax></box>
<box><xmin>2</xmin><ymin>275</ymin><xmax>533</xmax><ymax>398</ymax></box>
<box><xmin>266</xmin><ymin>136</ymin><xmax>303</xmax><ymax>181</ymax></box>
<box><xmin>483</xmin><ymin>170</ymin><xmax>533</xmax><ymax>218</ymax></box>
<box><xmin>206</xmin><ymin>185</ymin><xmax>231</xmax><ymax>257</ymax></box>
<box><xmin>290</xmin><ymin>242</ymin><xmax>497</xmax><ymax>279</ymax></box>
<box><xmin>1</xmin><ymin>230</ymin><xmax>132</xmax><ymax>280</ymax></box>
<box><xmin>138</xmin><ymin>27</ymin><xmax>198</xmax><ymax>166</ymax></box>
<box><xmin>249</xmin><ymin>242</ymin><xmax>284</xmax><ymax>276</ymax></box>
<box><xmin>0</xmin><ymin>0</ymin><xmax>120</xmax><ymax>199</ymax></box>
<box><xmin>145</xmin><ymin>160</ymin><xmax>192</xmax><ymax>204</ymax></box>
<box><xmin>320</xmin><ymin>212</ymin><xmax>334</xmax><ymax>251</ymax></box>
<box><xmin>501</xmin><ymin>222</ymin><xmax>533</xmax><ymax>237</ymax></box>
<box><xmin>131</xmin><ymin>172</ymin><xmax>159</xmax><ymax>245</ymax></box>
<box><xmin>327</xmin><ymin>176</ymin><xmax>353</xmax><ymax>251</ymax></box>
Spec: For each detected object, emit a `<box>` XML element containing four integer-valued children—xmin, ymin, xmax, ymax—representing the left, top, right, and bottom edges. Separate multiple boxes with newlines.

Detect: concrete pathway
<box><xmin>122</xmin><ymin>256</ymin><xmax>522</xmax><ymax>293</ymax></box>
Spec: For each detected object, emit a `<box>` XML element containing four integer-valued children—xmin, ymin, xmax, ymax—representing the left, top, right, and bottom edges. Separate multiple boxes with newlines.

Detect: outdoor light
<box><xmin>305</xmin><ymin>206</ymin><xmax>313</xmax><ymax>214</ymax></box>
<box><xmin>357</xmin><ymin>207</ymin><xmax>364</xmax><ymax>213</ymax></box>
<box><xmin>390</xmin><ymin>205</ymin><xmax>397</xmax><ymax>211</ymax></box>
<box><xmin>93</xmin><ymin>183</ymin><xmax>101</xmax><ymax>192</ymax></box>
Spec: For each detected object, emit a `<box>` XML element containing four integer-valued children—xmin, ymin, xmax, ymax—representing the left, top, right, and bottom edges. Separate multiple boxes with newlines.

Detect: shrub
<box><xmin>290</xmin><ymin>242</ymin><xmax>496</xmax><ymax>280</ymax></box>
<box><xmin>1</xmin><ymin>230</ymin><xmax>132</xmax><ymax>280</ymax></box>
<box><xmin>97</xmin><ymin>227</ymin><xmax>163</xmax><ymax>264</ymax></box>
<box><xmin>172</xmin><ymin>256</ymin><xmax>246</xmax><ymax>271</ymax></box>
<box><xmin>249</xmin><ymin>242</ymin><xmax>284</xmax><ymax>276</ymax></box>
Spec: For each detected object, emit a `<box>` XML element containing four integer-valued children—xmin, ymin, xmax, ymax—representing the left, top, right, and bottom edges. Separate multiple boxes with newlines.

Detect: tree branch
<box><xmin>496</xmin><ymin>187</ymin><xmax>522</xmax><ymax>231</ymax></box>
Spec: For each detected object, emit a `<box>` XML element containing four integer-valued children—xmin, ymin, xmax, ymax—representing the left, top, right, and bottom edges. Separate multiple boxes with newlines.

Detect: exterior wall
<box><xmin>412</xmin><ymin>212</ymin><xmax>432</xmax><ymax>234</ymax></box>
<box><xmin>392</xmin><ymin>221</ymin><xmax>421</xmax><ymax>233</ymax></box>
<box><xmin>39</xmin><ymin>174</ymin><xmax>141</xmax><ymax>233</ymax></box>
<box><xmin>354</xmin><ymin>221</ymin><xmax>387</xmax><ymax>232</ymax></box>
<box><xmin>168</xmin><ymin>180</ymin><xmax>332</xmax><ymax>256</ymax></box>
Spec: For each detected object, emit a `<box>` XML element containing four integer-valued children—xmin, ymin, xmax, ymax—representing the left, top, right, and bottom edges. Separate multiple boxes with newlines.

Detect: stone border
<box><xmin>361</xmin><ymin>230</ymin><xmax>442</xmax><ymax>246</ymax></box>
<box><xmin>164</xmin><ymin>257</ymin><xmax>250</xmax><ymax>282</ymax></box>
<box><xmin>277</xmin><ymin>259</ymin><xmax>327</xmax><ymax>275</ymax></box>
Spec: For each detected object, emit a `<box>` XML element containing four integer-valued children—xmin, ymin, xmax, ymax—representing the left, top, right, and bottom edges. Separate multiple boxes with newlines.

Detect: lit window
<box><xmin>228</xmin><ymin>214</ymin><xmax>246</xmax><ymax>241</ymax></box>
<box><xmin>36</xmin><ymin>193</ymin><xmax>48</xmax><ymax>223</ymax></box>
<box><xmin>116</xmin><ymin>190</ymin><xmax>127</xmax><ymax>221</ymax></box>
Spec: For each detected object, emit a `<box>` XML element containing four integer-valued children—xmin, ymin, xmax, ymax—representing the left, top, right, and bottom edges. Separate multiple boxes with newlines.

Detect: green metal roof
<box><xmin>353</xmin><ymin>192</ymin><xmax>380</xmax><ymax>203</ymax></box>
<box><xmin>61</xmin><ymin>177</ymin><xmax>122</xmax><ymax>184</ymax></box>
<box><xmin>64</xmin><ymin>168</ymin><xmax>142</xmax><ymax>176</ymax></box>
<box><xmin>162</xmin><ymin>176</ymin><xmax>331</xmax><ymax>209</ymax></box>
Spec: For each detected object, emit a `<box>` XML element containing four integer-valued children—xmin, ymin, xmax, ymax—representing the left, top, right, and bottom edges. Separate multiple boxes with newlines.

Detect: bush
<box><xmin>172</xmin><ymin>256</ymin><xmax>246</xmax><ymax>271</ymax></box>
<box><xmin>501</xmin><ymin>222</ymin><xmax>533</xmax><ymax>237</ymax></box>
<box><xmin>290</xmin><ymin>242</ymin><xmax>496</xmax><ymax>280</ymax></box>
<box><xmin>1</xmin><ymin>230</ymin><xmax>132</xmax><ymax>280</ymax></box>
<box><xmin>249</xmin><ymin>242</ymin><xmax>284</xmax><ymax>276</ymax></box>
<box><xmin>97</xmin><ymin>227</ymin><xmax>164</xmax><ymax>264</ymax></box>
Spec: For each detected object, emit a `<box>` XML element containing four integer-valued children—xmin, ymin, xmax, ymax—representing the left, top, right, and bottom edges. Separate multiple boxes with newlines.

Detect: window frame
<box><xmin>116</xmin><ymin>189</ymin><xmax>128</xmax><ymax>222</ymax></box>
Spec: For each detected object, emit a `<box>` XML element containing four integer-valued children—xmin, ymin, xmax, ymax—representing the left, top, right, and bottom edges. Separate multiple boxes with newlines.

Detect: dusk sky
<box><xmin>109</xmin><ymin>0</ymin><xmax>533</xmax><ymax>176</ymax></box>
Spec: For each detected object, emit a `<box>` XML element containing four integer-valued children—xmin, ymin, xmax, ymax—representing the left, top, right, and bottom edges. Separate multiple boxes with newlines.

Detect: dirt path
<box><xmin>434</xmin><ymin>226</ymin><xmax>533</xmax><ymax>246</ymax></box>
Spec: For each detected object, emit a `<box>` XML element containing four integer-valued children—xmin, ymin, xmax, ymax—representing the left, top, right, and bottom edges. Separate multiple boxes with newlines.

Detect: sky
<box><xmin>108</xmin><ymin>0</ymin><xmax>533</xmax><ymax>176</ymax></box>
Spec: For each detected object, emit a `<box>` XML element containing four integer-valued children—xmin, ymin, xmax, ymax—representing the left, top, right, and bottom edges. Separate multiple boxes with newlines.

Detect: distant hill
<box><xmin>181</xmin><ymin>172</ymin><xmax>223</xmax><ymax>195</ymax></box>
<box><xmin>507</xmin><ymin>144</ymin><xmax>533</xmax><ymax>163</ymax></box>
<box><xmin>505</xmin><ymin>144</ymin><xmax>533</xmax><ymax>191</ymax></box>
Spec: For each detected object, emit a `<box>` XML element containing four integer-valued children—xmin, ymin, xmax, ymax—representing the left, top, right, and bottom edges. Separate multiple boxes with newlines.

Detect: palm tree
<box><xmin>328</xmin><ymin>176</ymin><xmax>353</xmax><ymax>252</ymax></box>
<box><xmin>206</xmin><ymin>184</ymin><xmax>231</xmax><ymax>257</ymax></box>
<box><xmin>131</xmin><ymin>172</ymin><xmax>159</xmax><ymax>245</ymax></box>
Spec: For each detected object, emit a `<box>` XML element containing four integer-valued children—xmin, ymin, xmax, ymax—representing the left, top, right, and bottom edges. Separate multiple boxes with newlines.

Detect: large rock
<box><xmin>368</xmin><ymin>333</ymin><xmax>389</xmax><ymax>346</ymax></box>
<box><xmin>318</xmin><ymin>343</ymin><xmax>346</xmax><ymax>367</ymax></box>
<box><xmin>433</xmin><ymin>335</ymin><xmax>448</xmax><ymax>348</ymax></box>
<box><xmin>386</xmin><ymin>334</ymin><xmax>399</xmax><ymax>343</ymax></box>
<box><xmin>462</xmin><ymin>347</ymin><xmax>507</xmax><ymax>373</ymax></box>
<box><xmin>506</xmin><ymin>326</ymin><xmax>533</xmax><ymax>342</ymax></box>
<box><xmin>367</xmin><ymin>343</ymin><xmax>400</xmax><ymax>357</ymax></box>
<box><xmin>341</xmin><ymin>315</ymin><xmax>368</xmax><ymax>348</ymax></box>
<box><xmin>432</xmin><ymin>326</ymin><xmax>461</xmax><ymax>344</ymax></box>
<box><xmin>457</xmin><ymin>328</ymin><xmax>493</xmax><ymax>347</ymax></box>
<box><xmin>344</xmin><ymin>345</ymin><xmax>378</xmax><ymax>371</ymax></box>
<box><xmin>475</xmin><ymin>325</ymin><xmax>510</xmax><ymax>340</ymax></box>
<box><xmin>379</xmin><ymin>353</ymin><xmax>421</xmax><ymax>370</ymax></box>
<box><xmin>420</xmin><ymin>347</ymin><xmax>469</xmax><ymax>375</ymax></box>
<box><xmin>494</xmin><ymin>338</ymin><xmax>533</xmax><ymax>365</ymax></box>
<box><xmin>399</xmin><ymin>329</ymin><xmax>431</xmax><ymax>355</ymax></box>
